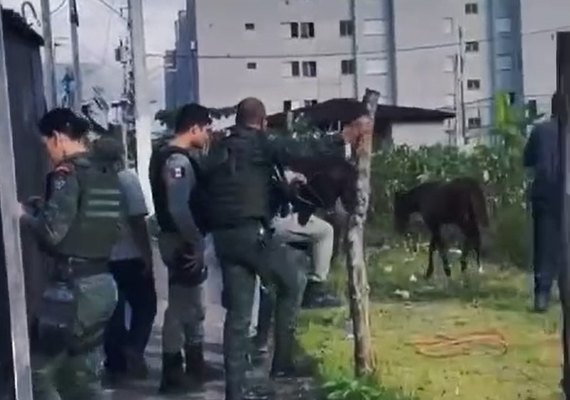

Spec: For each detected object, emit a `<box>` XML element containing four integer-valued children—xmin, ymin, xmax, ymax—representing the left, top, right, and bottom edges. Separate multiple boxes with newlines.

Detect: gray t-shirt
<box><xmin>110</xmin><ymin>168</ymin><xmax>149</xmax><ymax>261</ymax></box>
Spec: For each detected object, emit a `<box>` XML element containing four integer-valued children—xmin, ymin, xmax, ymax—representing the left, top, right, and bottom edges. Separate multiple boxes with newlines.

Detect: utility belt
<box><xmin>210</xmin><ymin>216</ymin><xmax>270</xmax><ymax>231</ymax></box>
<box><xmin>34</xmin><ymin>257</ymin><xmax>109</xmax><ymax>357</ymax></box>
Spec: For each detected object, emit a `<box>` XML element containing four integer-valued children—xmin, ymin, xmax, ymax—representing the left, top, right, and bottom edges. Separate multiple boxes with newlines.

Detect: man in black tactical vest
<box><xmin>205</xmin><ymin>98</ymin><xmax>366</xmax><ymax>400</ymax></box>
<box><xmin>149</xmin><ymin>103</ymin><xmax>218</xmax><ymax>394</ymax></box>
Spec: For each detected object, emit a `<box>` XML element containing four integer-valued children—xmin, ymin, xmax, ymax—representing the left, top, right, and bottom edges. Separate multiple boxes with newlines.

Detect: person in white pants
<box><xmin>249</xmin><ymin>169</ymin><xmax>341</xmax><ymax>355</ymax></box>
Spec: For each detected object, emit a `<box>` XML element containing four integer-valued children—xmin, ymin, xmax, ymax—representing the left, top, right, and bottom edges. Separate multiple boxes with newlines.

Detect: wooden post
<box><xmin>346</xmin><ymin>88</ymin><xmax>379</xmax><ymax>376</ymax></box>
<box><xmin>556</xmin><ymin>31</ymin><xmax>570</xmax><ymax>397</ymax></box>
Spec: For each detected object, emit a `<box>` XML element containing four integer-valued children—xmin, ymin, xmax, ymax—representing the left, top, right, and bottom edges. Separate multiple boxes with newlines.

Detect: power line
<box><xmin>50</xmin><ymin>0</ymin><xmax>67</xmax><ymax>15</ymax></box>
<box><xmin>93</xmin><ymin>0</ymin><xmax>126</xmax><ymax>21</ymax></box>
<box><xmin>148</xmin><ymin>23</ymin><xmax>570</xmax><ymax>61</ymax></box>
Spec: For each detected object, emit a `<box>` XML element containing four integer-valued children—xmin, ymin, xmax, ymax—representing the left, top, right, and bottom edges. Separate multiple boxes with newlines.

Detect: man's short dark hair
<box><xmin>174</xmin><ymin>103</ymin><xmax>212</xmax><ymax>134</ymax></box>
<box><xmin>235</xmin><ymin>97</ymin><xmax>266</xmax><ymax>127</ymax></box>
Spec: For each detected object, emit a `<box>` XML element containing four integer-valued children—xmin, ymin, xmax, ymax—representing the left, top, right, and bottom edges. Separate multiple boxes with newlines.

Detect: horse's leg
<box><xmin>474</xmin><ymin>228</ymin><xmax>484</xmax><ymax>274</ymax></box>
<box><xmin>426</xmin><ymin>235</ymin><xmax>436</xmax><ymax>280</ymax></box>
<box><xmin>460</xmin><ymin>236</ymin><xmax>470</xmax><ymax>273</ymax></box>
<box><xmin>434</xmin><ymin>229</ymin><xmax>451</xmax><ymax>278</ymax></box>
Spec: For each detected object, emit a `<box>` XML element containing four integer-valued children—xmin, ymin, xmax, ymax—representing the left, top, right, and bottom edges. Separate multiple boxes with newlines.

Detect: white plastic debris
<box><xmin>409</xmin><ymin>274</ymin><xmax>418</xmax><ymax>283</ymax></box>
<box><xmin>394</xmin><ymin>289</ymin><xmax>411</xmax><ymax>300</ymax></box>
<box><xmin>384</xmin><ymin>265</ymin><xmax>393</xmax><ymax>273</ymax></box>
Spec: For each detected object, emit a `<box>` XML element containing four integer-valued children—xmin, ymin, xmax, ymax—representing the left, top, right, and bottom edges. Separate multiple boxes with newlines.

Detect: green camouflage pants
<box><xmin>32</xmin><ymin>273</ymin><xmax>117</xmax><ymax>400</ymax></box>
<box><xmin>213</xmin><ymin>223</ymin><xmax>307</xmax><ymax>399</ymax></box>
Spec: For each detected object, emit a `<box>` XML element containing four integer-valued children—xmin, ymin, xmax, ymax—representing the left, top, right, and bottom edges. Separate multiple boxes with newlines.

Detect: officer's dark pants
<box><xmin>532</xmin><ymin>201</ymin><xmax>562</xmax><ymax>298</ymax></box>
<box><xmin>213</xmin><ymin>223</ymin><xmax>307</xmax><ymax>400</ymax></box>
<box><xmin>104</xmin><ymin>258</ymin><xmax>157</xmax><ymax>373</ymax></box>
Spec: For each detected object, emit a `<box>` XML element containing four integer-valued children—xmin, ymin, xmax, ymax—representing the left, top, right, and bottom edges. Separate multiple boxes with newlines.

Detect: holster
<box><xmin>169</xmin><ymin>242</ymin><xmax>208</xmax><ymax>287</ymax></box>
<box><xmin>35</xmin><ymin>281</ymin><xmax>77</xmax><ymax>357</ymax></box>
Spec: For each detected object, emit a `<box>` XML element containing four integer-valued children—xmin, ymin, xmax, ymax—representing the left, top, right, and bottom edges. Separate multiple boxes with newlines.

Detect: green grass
<box><xmin>298</xmin><ymin>246</ymin><xmax>563</xmax><ymax>400</ymax></box>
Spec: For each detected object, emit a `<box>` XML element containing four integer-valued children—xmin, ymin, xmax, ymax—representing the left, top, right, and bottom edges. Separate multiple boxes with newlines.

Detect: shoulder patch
<box><xmin>52</xmin><ymin>174</ymin><xmax>68</xmax><ymax>191</ymax></box>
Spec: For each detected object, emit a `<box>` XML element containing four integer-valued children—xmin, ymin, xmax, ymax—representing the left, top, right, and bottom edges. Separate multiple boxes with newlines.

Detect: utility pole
<box><xmin>455</xmin><ymin>26</ymin><xmax>466</xmax><ymax>146</ymax></box>
<box><xmin>69</xmin><ymin>0</ymin><xmax>82</xmax><ymax>112</ymax></box>
<box><xmin>0</xmin><ymin>3</ymin><xmax>34</xmax><ymax>399</ymax></box>
<box><xmin>41</xmin><ymin>0</ymin><xmax>57</xmax><ymax>109</ymax></box>
<box><xmin>128</xmin><ymin>0</ymin><xmax>154</xmax><ymax>213</ymax></box>
<box><xmin>557</xmin><ymin>30</ymin><xmax>570</xmax><ymax>399</ymax></box>
<box><xmin>349</xmin><ymin>0</ymin><xmax>359</xmax><ymax>98</ymax></box>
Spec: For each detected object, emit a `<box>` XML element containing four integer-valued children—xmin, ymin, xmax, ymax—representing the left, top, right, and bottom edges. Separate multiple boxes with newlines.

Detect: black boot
<box><xmin>534</xmin><ymin>292</ymin><xmax>550</xmax><ymax>313</ymax></box>
<box><xmin>301</xmin><ymin>282</ymin><xmax>342</xmax><ymax>309</ymax></box>
<box><xmin>185</xmin><ymin>343</ymin><xmax>221</xmax><ymax>382</ymax></box>
<box><xmin>159</xmin><ymin>352</ymin><xmax>196</xmax><ymax>394</ymax></box>
<box><xmin>270</xmin><ymin>332</ymin><xmax>312</xmax><ymax>379</ymax></box>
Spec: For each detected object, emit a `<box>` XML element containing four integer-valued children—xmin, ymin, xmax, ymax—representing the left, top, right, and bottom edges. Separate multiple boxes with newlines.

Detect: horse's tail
<box><xmin>468</xmin><ymin>184</ymin><xmax>490</xmax><ymax>229</ymax></box>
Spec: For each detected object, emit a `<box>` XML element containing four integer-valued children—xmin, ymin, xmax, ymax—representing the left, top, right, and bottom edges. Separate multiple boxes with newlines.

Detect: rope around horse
<box><xmin>406</xmin><ymin>329</ymin><xmax>508</xmax><ymax>358</ymax></box>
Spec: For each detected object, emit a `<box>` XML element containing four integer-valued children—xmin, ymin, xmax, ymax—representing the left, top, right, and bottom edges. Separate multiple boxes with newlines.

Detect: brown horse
<box><xmin>393</xmin><ymin>177</ymin><xmax>489</xmax><ymax>279</ymax></box>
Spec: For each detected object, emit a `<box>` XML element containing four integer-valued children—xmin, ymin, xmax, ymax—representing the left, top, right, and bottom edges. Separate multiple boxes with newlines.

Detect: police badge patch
<box><xmin>170</xmin><ymin>166</ymin><xmax>185</xmax><ymax>179</ymax></box>
<box><xmin>53</xmin><ymin>175</ymin><xmax>67</xmax><ymax>191</ymax></box>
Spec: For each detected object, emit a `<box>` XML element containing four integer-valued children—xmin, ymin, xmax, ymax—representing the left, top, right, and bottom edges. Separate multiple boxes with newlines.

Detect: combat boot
<box><xmin>185</xmin><ymin>343</ymin><xmax>221</xmax><ymax>382</ymax></box>
<box><xmin>301</xmin><ymin>282</ymin><xmax>342</xmax><ymax>309</ymax></box>
<box><xmin>534</xmin><ymin>293</ymin><xmax>550</xmax><ymax>313</ymax></box>
<box><xmin>270</xmin><ymin>332</ymin><xmax>313</xmax><ymax>379</ymax></box>
<box><xmin>159</xmin><ymin>352</ymin><xmax>196</xmax><ymax>394</ymax></box>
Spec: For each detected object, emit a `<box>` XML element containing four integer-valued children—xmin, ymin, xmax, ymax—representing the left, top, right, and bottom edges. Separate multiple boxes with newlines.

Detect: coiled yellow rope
<box><xmin>407</xmin><ymin>329</ymin><xmax>508</xmax><ymax>358</ymax></box>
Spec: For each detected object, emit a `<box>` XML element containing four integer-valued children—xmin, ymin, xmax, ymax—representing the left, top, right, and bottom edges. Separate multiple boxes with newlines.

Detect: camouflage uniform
<box><xmin>22</xmin><ymin>154</ymin><xmax>122</xmax><ymax>400</ymax></box>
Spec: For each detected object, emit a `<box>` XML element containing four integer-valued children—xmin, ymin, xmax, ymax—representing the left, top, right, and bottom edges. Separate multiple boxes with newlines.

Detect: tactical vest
<box><xmin>54</xmin><ymin>156</ymin><xmax>122</xmax><ymax>260</ymax></box>
<box><xmin>149</xmin><ymin>145</ymin><xmax>209</xmax><ymax>234</ymax></box>
<box><xmin>204</xmin><ymin>127</ymin><xmax>273</xmax><ymax>229</ymax></box>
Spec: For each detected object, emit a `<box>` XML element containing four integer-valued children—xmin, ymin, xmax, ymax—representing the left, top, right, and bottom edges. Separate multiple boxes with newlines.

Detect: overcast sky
<box><xmin>3</xmin><ymin>0</ymin><xmax>185</xmax><ymax>107</ymax></box>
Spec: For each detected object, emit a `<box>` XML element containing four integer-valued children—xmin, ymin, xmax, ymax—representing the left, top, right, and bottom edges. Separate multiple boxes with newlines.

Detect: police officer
<box><xmin>149</xmin><ymin>103</ymin><xmax>217</xmax><ymax>394</ymax></box>
<box><xmin>524</xmin><ymin>92</ymin><xmax>563</xmax><ymax>313</ymax></box>
<box><xmin>19</xmin><ymin>108</ymin><xmax>122</xmax><ymax>399</ymax></box>
<box><xmin>205</xmin><ymin>97</ymin><xmax>365</xmax><ymax>400</ymax></box>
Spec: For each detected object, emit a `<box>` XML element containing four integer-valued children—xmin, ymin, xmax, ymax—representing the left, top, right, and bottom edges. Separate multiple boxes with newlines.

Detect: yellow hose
<box><xmin>406</xmin><ymin>329</ymin><xmax>508</xmax><ymax>358</ymax></box>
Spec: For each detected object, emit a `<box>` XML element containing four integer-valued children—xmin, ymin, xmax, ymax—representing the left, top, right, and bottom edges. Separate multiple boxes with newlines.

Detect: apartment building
<box><xmin>166</xmin><ymin>0</ymin><xmax>565</xmax><ymax>145</ymax></box>
<box><xmin>183</xmin><ymin>0</ymin><xmax>396</xmax><ymax>114</ymax></box>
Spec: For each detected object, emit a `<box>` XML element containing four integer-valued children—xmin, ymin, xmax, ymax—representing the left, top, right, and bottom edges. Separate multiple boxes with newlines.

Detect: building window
<box><xmin>467</xmin><ymin>117</ymin><xmax>482</xmax><ymax>128</ymax></box>
<box><xmin>302</xmin><ymin>61</ymin><xmax>317</xmax><ymax>77</ymax></box>
<box><xmin>465</xmin><ymin>3</ymin><xmax>478</xmax><ymax>15</ymax></box>
<box><xmin>363</xmin><ymin>19</ymin><xmax>386</xmax><ymax>36</ymax></box>
<box><xmin>300</xmin><ymin>22</ymin><xmax>315</xmax><ymax>38</ymax></box>
<box><xmin>497</xmin><ymin>54</ymin><xmax>512</xmax><ymax>70</ymax></box>
<box><xmin>496</xmin><ymin>17</ymin><xmax>512</xmax><ymax>33</ymax></box>
<box><xmin>467</xmin><ymin>79</ymin><xmax>481</xmax><ymax>90</ymax></box>
<box><xmin>245</xmin><ymin>23</ymin><xmax>255</xmax><ymax>31</ymax></box>
<box><xmin>365</xmin><ymin>58</ymin><xmax>388</xmax><ymax>75</ymax></box>
<box><xmin>283</xmin><ymin>22</ymin><xmax>314</xmax><ymax>39</ymax></box>
<box><xmin>443</xmin><ymin>17</ymin><xmax>454</xmax><ymax>34</ymax></box>
<box><xmin>340</xmin><ymin>20</ymin><xmax>354</xmax><ymax>37</ymax></box>
<box><xmin>246</xmin><ymin>62</ymin><xmax>257</xmax><ymax>70</ymax></box>
<box><xmin>282</xmin><ymin>61</ymin><xmax>300</xmax><ymax>77</ymax></box>
<box><xmin>443</xmin><ymin>55</ymin><xmax>455</xmax><ymax>72</ymax></box>
<box><xmin>304</xmin><ymin>99</ymin><xmax>318</xmax><ymax>107</ymax></box>
<box><xmin>465</xmin><ymin>41</ymin><xmax>479</xmax><ymax>53</ymax></box>
<box><xmin>283</xmin><ymin>100</ymin><xmax>292</xmax><ymax>111</ymax></box>
<box><xmin>341</xmin><ymin>59</ymin><xmax>356</xmax><ymax>75</ymax></box>
<box><xmin>508</xmin><ymin>92</ymin><xmax>516</xmax><ymax>104</ymax></box>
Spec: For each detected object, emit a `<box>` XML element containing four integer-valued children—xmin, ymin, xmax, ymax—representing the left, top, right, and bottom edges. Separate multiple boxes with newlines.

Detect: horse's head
<box><xmin>393</xmin><ymin>190</ymin><xmax>412</xmax><ymax>234</ymax></box>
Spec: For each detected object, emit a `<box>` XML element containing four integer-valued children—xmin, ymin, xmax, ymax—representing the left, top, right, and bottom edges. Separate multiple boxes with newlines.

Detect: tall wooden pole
<box><xmin>0</xmin><ymin>5</ymin><xmax>34</xmax><ymax>399</ymax></box>
<box><xmin>346</xmin><ymin>88</ymin><xmax>379</xmax><ymax>376</ymax></box>
<box><xmin>40</xmin><ymin>0</ymin><xmax>57</xmax><ymax>109</ymax></box>
<box><xmin>68</xmin><ymin>0</ymin><xmax>82</xmax><ymax>112</ymax></box>
<box><xmin>556</xmin><ymin>31</ymin><xmax>570</xmax><ymax>398</ymax></box>
<box><xmin>128</xmin><ymin>0</ymin><xmax>154</xmax><ymax>213</ymax></box>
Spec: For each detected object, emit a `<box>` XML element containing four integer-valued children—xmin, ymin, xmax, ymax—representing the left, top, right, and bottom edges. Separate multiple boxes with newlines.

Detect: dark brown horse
<box><xmin>393</xmin><ymin>177</ymin><xmax>489</xmax><ymax>279</ymax></box>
